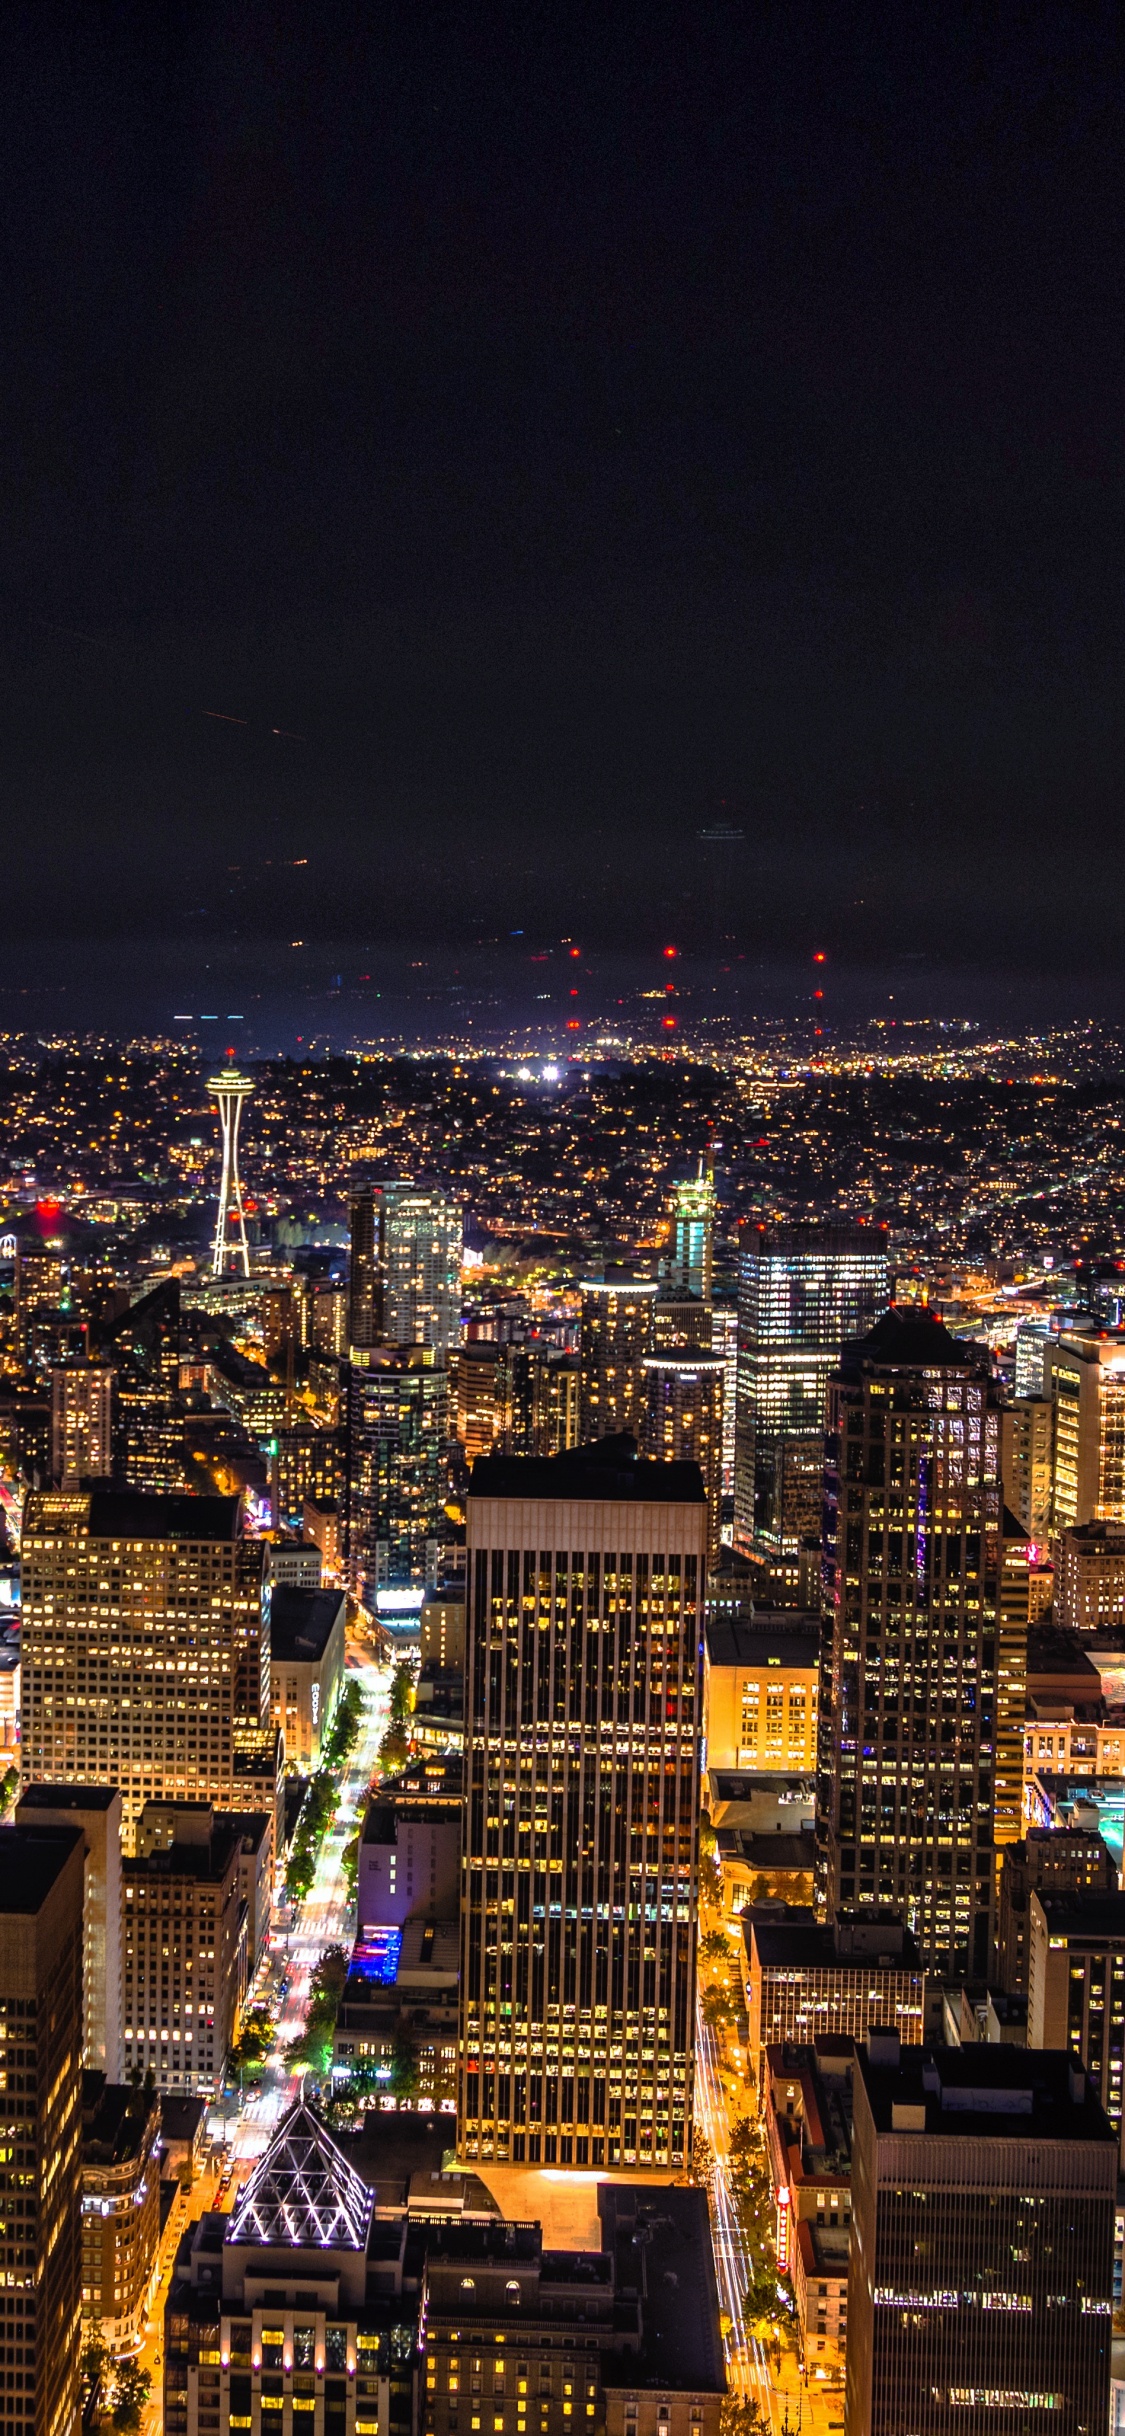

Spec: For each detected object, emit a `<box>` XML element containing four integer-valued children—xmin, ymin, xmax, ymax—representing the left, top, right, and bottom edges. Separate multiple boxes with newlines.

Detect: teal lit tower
<box><xmin>668</xmin><ymin>1159</ymin><xmax>715</xmax><ymax>1301</ymax></box>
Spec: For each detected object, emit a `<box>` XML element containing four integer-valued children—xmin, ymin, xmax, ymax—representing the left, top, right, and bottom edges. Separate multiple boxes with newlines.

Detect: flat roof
<box><xmin>859</xmin><ymin>2042</ymin><xmax>1117</xmax><ymax>2144</ymax></box>
<box><xmin>469</xmin><ymin>1435</ymin><xmax>705</xmax><ymax>1505</ymax></box>
<box><xmin>24</xmin><ymin>1489</ymin><xmax>242</xmax><ymax>1542</ymax></box>
<box><xmin>748</xmin><ymin>1915</ymin><xmax>922</xmax><ymax>1969</ymax></box>
<box><xmin>0</xmin><ymin>1823</ymin><xmax>85</xmax><ymax>1913</ymax></box>
<box><xmin>705</xmin><ymin>1615</ymin><xmax>820</xmax><ymax>1668</ymax></box>
<box><xmin>270</xmin><ymin>1585</ymin><xmax>346</xmax><ymax>1663</ymax></box>
<box><xmin>18</xmin><ymin>1782</ymin><xmax>119</xmax><ymax>1813</ymax></box>
<box><xmin>1034</xmin><ymin>1891</ymin><xmax>1125</xmax><ymax>1939</ymax></box>
<box><xmin>599</xmin><ymin>2186</ymin><xmax>725</xmax><ymax>2393</ymax></box>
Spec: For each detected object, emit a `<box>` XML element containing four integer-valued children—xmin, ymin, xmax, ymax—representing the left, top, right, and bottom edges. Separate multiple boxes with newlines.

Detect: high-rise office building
<box><xmin>817</xmin><ymin>1311</ymin><xmax>1001</xmax><ymax>1976</ymax></box>
<box><xmin>381</xmin><ymin>1182</ymin><xmax>462</xmax><ymax>1357</ymax></box>
<box><xmin>1028</xmin><ymin>1889</ymin><xmax>1125</xmax><ymax>2156</ymax></box>
<box><xmin>122</xmin><ymin>1803</ymin><xmax>245</xmax><ymax>2093</ymax></box>
<box><xmin>642</xmin><ymin>1353</ymin><xmax>725</xmax><ymax>1562</ymax></box>
<box><xmin>734</xmin><ymin>1221</ymin><xmax>888</xmax><ymax>1549</ymax></box>
<box><xmin>997</xmin><ymin>1826</ymin><xmax>1117</xmax><ymax>1998</ymax></box>
<box><xmin>21</xmin><ymin>1490</ymin><xmax>273</xmax><ymax>1846</ymax></box>
<box><xmin>346</xmin><ymin>1348</ymin><xmax>448</xmax><ymax>1597</ymax></box>
<box><xmin>347</xmin><ymin>1189</ymin><xmax>383</xmax><ymax>1351</ymax></box>
<box><xmin>16</xmin><ymin>1782</ymin><xmax>122</xmax><ymax>2078</ymax></box>
<box><xmin>1054</xmin><ymin>1520</ymin><xmax>1125</xmax><ymax>1635</ymax></box>
<box><xmin>666</xmin><ymin>1160</ymin><xmax>716</xmax><ymax>1301</ymax></box>
<box><xmin>50</xmin><ymin>1361</ymin><xmax>114</xmax><ymax>1486</ymax></box>
<box><xmin>994</xmin><ymin>1510</ymin><xmax>1034</xmax><ymax>1860</ymax></box>
<box><xmin>1000</xmin><ymin>1395</ymin><xmax>1053</xmax><ymax>1540</ymax></box>
<box><xmin>1045</xmin><ymin>1328</ymin><xmax>1125</xmax><ymax>1530</ymax></box>
<box><xmin>846</xmin><ymin>2037</ymin><xmax>1116</xmax><ymax>2436</ymax></box>
<box><xmin>0</xmin><ymin>1821</ymin><xmax>86</xmax><ymax>2436</ymax></box>
<box><xmin>578</xmin><ymin>1279</ymin><xmax>656</xmax><ymax>1442</ymax></box>
<box><xmin>460</xmin><ymin>1436</ymin><xmax>707</xmax><ymax>2172</ymax></box>
<box><xmin>710</xmin><ymin>1300</ymin><xmax>738</xmax><ymax>1498</ymax></box>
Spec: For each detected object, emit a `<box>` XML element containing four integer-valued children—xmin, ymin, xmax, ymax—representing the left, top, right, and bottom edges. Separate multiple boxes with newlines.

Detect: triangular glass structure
<box><xmin>229</xmin><ymin>2101</ymin><xmax>375</xmax><ymax>2251</ymax></box>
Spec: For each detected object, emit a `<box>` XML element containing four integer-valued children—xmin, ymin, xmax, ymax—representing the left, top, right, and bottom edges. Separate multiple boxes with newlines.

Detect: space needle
<box><xmin>208</xmin><ymin>1061</ymin><xmax>255</xmax><ymax>1277</ymax></box>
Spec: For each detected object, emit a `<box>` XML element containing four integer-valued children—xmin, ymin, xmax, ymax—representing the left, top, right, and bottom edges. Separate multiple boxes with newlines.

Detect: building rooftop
<box><xmin>747</xmin><ymin>1910</ymin><xmax>922</xmax><ymax>1971</ymax></box>
<box><xmin>598</xmin><ymin>2186</ymin><xmax>725</xmax><ymax>2395</ymax></box>
<box><xmin>469</xmin><ymin>1434</ymin><xmax>705</xmax><ymax>1505</ymax></box>
<box><xmin>229</xmin><ymin>2101</ymin><xmax>376</xmax><ymax>2252</ymax></box>
<box><xmin>18</xmin><ymin>1781</ymin><xmax>120</xmax><ymax>1813</ymax></box>
<box><xmin>1034</xmin><ymin>1890</ymin><xmax>1125</xmax><ymax>1940</ymax></box>
<box><xmin>705</xmin><ymin>1615</ymin><xmax>820</xmax><ymax>1668</ymax></box>
<box><xmin>843</xmin><ymin>1308</ymin><xmax>979</xmax><ymax>1372</ymax></box>
<box><xmin>25</xmin><ymin>1488</ymin><xmax>242</xmax><ymax>1542</ymax></box>
<box><xmin>82</xmin><ymin>2072</ymin><xmax>158</xmax><ymax>2166</ymax></box>
<box><xmin>858</xmin><ymin>2038</ymin><xmax>1118</xmax><ymax>2144</ymax></box>
<box><xmin>269</xmin><ymin>1585</ymin><xmax>346</xmax><ymax>1664</ymax></box>
<box><xmin>0</xmin><ymin>1822</ymin><xmax>85</xmax><ymax>1913</ymax></box>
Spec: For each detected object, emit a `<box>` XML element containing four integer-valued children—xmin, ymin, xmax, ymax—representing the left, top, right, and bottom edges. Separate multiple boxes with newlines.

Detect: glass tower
<box><xmin>734</xmin><ymin>1220</ymin><xmax>888</xmax><ymax>1549</ymax></box>
<box><xmin>460</xmin><ymin>1438</ymin><xmax>707</xmax><ymax>2171</ymax></box>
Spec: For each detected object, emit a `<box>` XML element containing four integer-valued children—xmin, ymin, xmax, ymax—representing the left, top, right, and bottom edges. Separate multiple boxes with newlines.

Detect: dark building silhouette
<box><xmin>0</xmin><ymin>1822</ymin><xmax>86</xmax><ymax>2436</ymax></box>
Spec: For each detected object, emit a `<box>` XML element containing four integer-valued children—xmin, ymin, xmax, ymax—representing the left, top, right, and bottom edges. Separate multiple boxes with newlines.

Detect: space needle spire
<box><xmin>208</xmin><ymin>1059</ymin><xmax>255</xmax><ymax>1277</ymax></box>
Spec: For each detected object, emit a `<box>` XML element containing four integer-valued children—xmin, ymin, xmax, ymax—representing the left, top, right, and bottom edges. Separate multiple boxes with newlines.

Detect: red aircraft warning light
<box><xmin>663</xmin><ymin>944</ymin><xmax>678</xmax><ymax>959</ymax></box>
<box><xmin>662</xmin><ymin>1015</ymin><xmax>677</xmax><ymax>1030</ymax></box>
<box><xmin>813</xmin><ymin>950</ymin><xmax>826</xmax><ymax>963</ymax></box>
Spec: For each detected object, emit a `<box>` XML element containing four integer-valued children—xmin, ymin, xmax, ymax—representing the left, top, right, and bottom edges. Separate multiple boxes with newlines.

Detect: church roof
<box><xmin>228</xmin><ymin>2101</ymin><xmax>374</xmax><ymax>2252</ymax></box>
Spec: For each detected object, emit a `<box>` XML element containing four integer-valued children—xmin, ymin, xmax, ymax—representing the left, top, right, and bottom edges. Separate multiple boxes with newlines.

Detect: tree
<box><xmin>698</xmin><ymin>1850</ymin><xmax>724</xmax><ymax>1911</ymax></box>
<box><xmin>700</xmin><ymin>1928</ymin><xmax>730</xmax><ymax>1962</ymax></box>
<box><xmin>702</xmin><ymin>1983</ymin><xmax>737</xmax><ymax>2032</ymax></box>
<box><xmin>81</xmin><ymin>2335</ymin><xmax>109</xmax><ymax>2401</ymax></box>
<box><xmin>111</xmin><ymin>2358</ymin><xmax>152</xmax><ymax>2433</ymax></box>
<box><xmin>388</xmin><ymin>1659</ymin><xmax>416</xmax><ymax>1727</ymax></box>
<box><xmin>720</xmin><ymin>2399</ymin><xmax>767</xmax><ymax>2436</ymax></box>
<box><xmin>390</xmin><ymin>2026</ymin><xmax>420</xmax><ymax>2102</ymax></box>
<box><xmin>378</xmin><ymin>1721</ymin><xmax>409</xmax><ymax>1773</ymax></box>
<box><xmin>690</xmin><ymin>2129</ymin><xmax>717</xmax><ymax>2190</ymax></box>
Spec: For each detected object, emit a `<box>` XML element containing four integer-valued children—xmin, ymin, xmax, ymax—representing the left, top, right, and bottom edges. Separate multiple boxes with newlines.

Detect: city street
<box><xmin>135</xmin><ymin>1641</ymin><xmax>391</xmax><ymax>2431</ymax></box>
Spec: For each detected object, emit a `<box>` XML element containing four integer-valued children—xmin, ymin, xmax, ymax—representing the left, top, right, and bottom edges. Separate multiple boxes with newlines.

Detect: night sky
<box><xmin>4</xmin><ymin>4</ymin><xmax>1125</xmax><ymax>1021</ymax></box>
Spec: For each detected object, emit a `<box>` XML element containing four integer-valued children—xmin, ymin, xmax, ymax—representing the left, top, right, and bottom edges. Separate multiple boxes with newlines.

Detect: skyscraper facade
<box><xmin>642</xmin><ymin>1353</ymin><xmax>725</xmax><ymax>1562</ymax></box>
<box><xmin>846</xmin><ymin>2038</ymin><xmax>1116</xmax><ymax>2436</ymax></box>
<box><xmin>0</xmin><ymin>1821</ymin><xmax>86</xmax><ymax>2436</ymax></box>
<box><xmin>50</xmin><ymin>1360</ymin><xmax>114</xmax><ymax>1486</ymax></box>
<box><xmin>817</xmin><ymin>1312</ymin><xmax>1002</xmax><ymax>1977</ymax></box>
<box><xmin>347</xmin><ymin>1189</ymin><xmax>383</xmax><ymax>1350</ymax></box>
<box><xmin>578</xmin><ymin>1280</ymin><xmax>656</xmax><ymax>1442</ymax></box>
<box><xmin>1045</xmin><ymin>1329</ymin><xmax>1125</xmax><ymax>1530</ymax></box>
<box><xmin>380</xmin><ymin>1183</ymin><xmax>462</xmax><ymax>1357</ymax></box>
<box><xmin>346</xmin><ymin>1348</ymin><xmax>448</xmax><ymax>1596</ymax></box>
<box><xmin>667</xmin><ymin>1161</ymin><xmax>715</xmax><ymax>1301</ymax></box>
<box><xmin>20</xmin><ymin>1490</ymin><xmax>272</xmax><ymax>1846</ymax></box>
<box><xmin>460</xmin><ymin>1438</ymin><xmax>707</xmax><ymax>2173</ymax></box>
<box><xmin>734</xmin><ymin>1221</ymin><xmax>888</xmax><ymax>1549</ymax></box>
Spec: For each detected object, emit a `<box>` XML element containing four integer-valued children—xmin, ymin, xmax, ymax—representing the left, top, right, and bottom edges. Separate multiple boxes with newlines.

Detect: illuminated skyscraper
<box><xmin>1045</xmin><ymin>1328</ymin><xmax>1125</xmax><ymax>1530</ymax></box>
<box><xmin>380</xmin><ymin>1182</ymin><xmax>462</xmax><ymax>1357</ymax></box>
<box><xmin>347</xmin><ymin>1189</ymin><xmax>383</xmax><ymax>1350</ymax></box>
<box><xmin>642</xmin><ymin>1353</ymin><xmax>725</xmax><ymax>1562</ymax></box>
<box><xmin>345</xmin><ymin>1347</ymin><xmax>448</xmax><ymax>1597</ymax></box>
<box><xmin>460</xmin><ymin>1437</ymin><xmax>707</xmax><ymax>2172</ymax></box>
<box><xmin>734</xmin><ymin>1220</ymin><xmax>888</xmax><ymax>1548</ymax></box>
<box><xmin>578</xmin><ymin>1278</ymin><xmax>656</xmax><ymax>1442</ymax></box>
<box><xmin>667</xmin><ymin>1160</ymin><xmax>716</xmax><ymax>1301</ymax></box>
<box><xmin>208</xmin><ymin>1066</ymin><xmax>255</xmax><ymax>1279</ymax></box>
<box><xmin>50</xmin><ymin>1359</ymin><xmax>114</xmax><ymax>1485</ymax></box>
<box><xmin>20</xmin><ymin>1489</ymin><xmax>273</xmax><ymax>1845</ymax></box>
<box><xmin>0</xmin><ymin>1821</ymin><xmax>85</xmax><ymax>2436</ymax></box>
<box><xmin>817</xmin><ymin>1311</ymin><xmax>1001</xmax><ymax>1976</ymax></box>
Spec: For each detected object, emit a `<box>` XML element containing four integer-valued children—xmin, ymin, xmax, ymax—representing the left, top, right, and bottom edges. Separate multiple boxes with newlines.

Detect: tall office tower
<box><xmin>666</xmin><ymin>1160</ymin><xmax>716</xmax><ymax>1301</ymax></box>
<box><xmin>460</xmin><ymin>1436</ymin><xmax>707</xmax><ymax>2172</ymax></box>
<box><xmin>710</xmin><ymin>1300</ymin><xmax>737</xmax><ymax>1497</ymax></box>
<box><xmin>817</xmin><ymin>1311</ymin><xmax>1001</xmax><ymax>1977</ymax></box>
<box><xmin>347</xmin><ymin>1189</ymin><xmax>383</xmax><ymax>1350</ymax></box>
<box><xmin>733</xmin><ymin>1221</ymin><xmax>888</xmax><ymax>1551</ymax></box>
<box><xmin>994</xmin><ymin>1511</ymin><xmax>1034</xmax><ymax>1861</ymax></box>
<box><xmin>122</xmin><ymin>1804</ymin><xmax>244</xmax><ymax>2094</ymax></box>
<box><xmin>642</xmin><ymin>1353</ymin><xmax>725</xmax><ymax>1563</ymax></box>
<box><xmin>50</xmin><ymin>1359</ymin><xmax>114</xmax><ymax>1485</ymax></box>
<box><xmin>0</xmin><ymin>1821</ymin><xmax>85</xmax><ymax>2436</ymax></box>
<box><xmin>1045</xmin><ymin>1328</ymin><xmax>1125</xmax><ymax>1530</ymax></box>
<box><xmin>578</xmin><ymin>1279</ymin><xmax>657</xmax><ymax>1442</ymax></box>
<box><xmin>1000</xmin><ymin>1395</ymin><xmax>1053</xmax><ymax>1539</ymax></box>
<box><xmin>997</xmin><ymin>1827</ymin><xmax>1117</xmax><ymax>1998</ymax></box>
<box><xmin>15</xmin><ymin>1244</ymin><xmax>71</xmax><ymax>1364</ymax></box>
<box><xmin>346</xmin><ymin>1348</ymin><xmax>448</xmax><ymax>1598</ymax></box>
<box><xmin>21</xmin><ymin>1490</ymin><xmax>272</xmax><ymax>1846</ymax></box>
<box><xmin>16</xmin><ymin>1783</ymin><xmax>122</xmax><ymax>2078</ymax></box>
<box><xmin>1028</xmin><ymin>1890</ymin><xmax>1125</xmax><ymax>2155</ymax></box>
<box><xmin>381</xmin><ymin>1182</ymin><xmax>462</xmax><ymax>1357</ymax></box>
<box><xmin>456</xmin><ymin>1342</ymin><xmax>505</xmax><ymax>1464</ymax></box>
<box><xmin>1055</xmin><ymin>1521</ymin><xmax>1125</xmax><ymax>1634</ymax></box>
<box><xmin>846</xmin><ymin>2037</ymin><xmax>1116</xmax><ymax>2436</ymax></box>
<box><xmin>1015</xmin><ymin>1317</ymin><xmax>1053</xmax><ymax>1399</ymax></box>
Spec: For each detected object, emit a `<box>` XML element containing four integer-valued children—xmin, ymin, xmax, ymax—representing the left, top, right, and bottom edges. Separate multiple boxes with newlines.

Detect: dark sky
<box><xmin>4</xmin><ymin>2</ymin><xmax>1125</xmax><ymax>1006</ymax></box>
